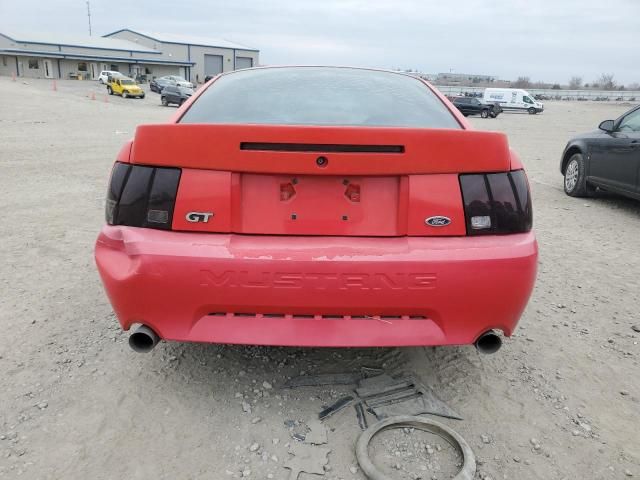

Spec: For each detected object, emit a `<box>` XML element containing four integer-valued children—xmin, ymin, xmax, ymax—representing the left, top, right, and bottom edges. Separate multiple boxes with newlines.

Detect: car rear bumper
<box><xmin>95</xmin><ymin>226</ymin><xmax>538</xmax><ymax>347</ymax></box>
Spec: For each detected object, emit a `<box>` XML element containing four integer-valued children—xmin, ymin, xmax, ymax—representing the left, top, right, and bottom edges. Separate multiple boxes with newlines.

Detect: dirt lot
<box><xmin>1</xmin><ymin>77</ymin><xmax>638</xmax><ymax>480</ymax></box>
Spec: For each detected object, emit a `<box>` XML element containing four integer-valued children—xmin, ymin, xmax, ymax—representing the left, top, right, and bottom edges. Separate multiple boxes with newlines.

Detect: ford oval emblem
<box><xmin>425</xmin><ymin>216</ymin><xmax>451</xmax><ymax>227</ymax></box>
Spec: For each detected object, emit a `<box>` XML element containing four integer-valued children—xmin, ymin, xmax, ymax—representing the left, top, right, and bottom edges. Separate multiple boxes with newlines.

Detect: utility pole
<box><xmin>87</xmin><ymin>1</ymin><xmax>92</xmax><ymax>36</ymax></box>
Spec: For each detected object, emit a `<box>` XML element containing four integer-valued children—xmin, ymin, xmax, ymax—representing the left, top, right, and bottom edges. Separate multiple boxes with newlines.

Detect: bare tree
<box><xmin>513</xmin><ymin>76</ymin><xmax>531</xmax><ymax>88</ymax></box>
<box><xmin>568</xmin><ymin>76</ymin><xmax>583</xmax><ymax>89</ymax></box>
<box><xmin>598</xmin><ymin>73</ymin><xmax>616</xmax><ymax>90</ymax></box>
<box><xmin>627</xmin><ymin>82</ymin><xmax>640</xmax><ymax>90</ymax></box>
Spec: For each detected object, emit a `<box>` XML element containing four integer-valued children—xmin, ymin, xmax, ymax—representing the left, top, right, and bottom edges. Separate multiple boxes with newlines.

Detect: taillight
<box><xmin>106</xmin><ymin>162</ymin><xmax>181</xmax><ymax>230</ymax></box>
<box><xmin>459</xmin><ymin>170</ymin><xmax>532</xmax><ymax>235</ymax></box>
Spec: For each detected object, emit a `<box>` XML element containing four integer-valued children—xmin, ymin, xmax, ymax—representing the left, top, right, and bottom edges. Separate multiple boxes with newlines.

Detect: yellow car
<box><xmin>106</xmin><ymin>77</ymin><xmax>145</xmax><ymax>99</ymax></box>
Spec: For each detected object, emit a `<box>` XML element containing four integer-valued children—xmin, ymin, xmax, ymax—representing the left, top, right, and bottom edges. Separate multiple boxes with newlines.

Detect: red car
<box><xmin>95</xmin><ymin>67</ymin><xmax>537</xmax><ymax>354</ymax></box>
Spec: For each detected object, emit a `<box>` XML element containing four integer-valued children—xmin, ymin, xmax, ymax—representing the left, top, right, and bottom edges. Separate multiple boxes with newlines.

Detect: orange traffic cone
<box><xmin>90</xmin><ymin>91</ymin><xmax>96</xmax><ymax>101</ymax></box>
<box><xmin>52</xmin><ymin>80</ymin><xmax>57</xmax><ymax>91</ymax></box>
<box><xmin>11</xmin><ymin>72</ymin><xmax>16</xmax><ymax>81</ymax></box>
<box><xmin>104</xmin><ymin>94</ymin><xmax>108</xmax><ymax>103</ymax></box>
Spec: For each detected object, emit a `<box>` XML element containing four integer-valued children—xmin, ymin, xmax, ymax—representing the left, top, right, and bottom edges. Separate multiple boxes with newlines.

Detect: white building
<box><xmin>0</xmin><ymin>28</ymin><xmax>259</xmax><ymax>83</ymax></box>
<box><xmin>104</xmin><ymin>29</ymin><xmax>259</xmax><ymax>83</ymax></box>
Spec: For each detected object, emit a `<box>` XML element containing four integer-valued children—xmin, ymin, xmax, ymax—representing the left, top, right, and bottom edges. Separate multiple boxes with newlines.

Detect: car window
<box><xmin>618</xmin><ymin>109</ymin><xmax>640</xmax><ymax>132</ymax></box>
<box><xmin>523</xmin><ymin>96</ymin><xmax>533</xmax><ymax>104</ymax></box>
<box><xmin>121</xmin><ymin>79</ymin><xmax>135</xmax><ymax>85</ymax></box>
<box><xmin>181</xmin><ymin>67</ymin><xmax>461</xmax><ymax>128</ymax></box>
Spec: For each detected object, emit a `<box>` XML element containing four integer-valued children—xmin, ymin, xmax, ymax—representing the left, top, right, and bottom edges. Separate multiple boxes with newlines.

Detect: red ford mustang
<box><xmin>95</xmin><ymin>67</ymin><xmax>537</xmax><ymax>353</ymax></box>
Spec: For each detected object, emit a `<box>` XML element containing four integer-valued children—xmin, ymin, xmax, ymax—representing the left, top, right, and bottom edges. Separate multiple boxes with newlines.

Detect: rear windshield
<box><xmin>121</xmin><ymin>79</ymin><xmax>135</xmax><ymax>85</ymax></box>
<box><xmin>180</xmin><ymin>67</ymin><xmax>460</xmax><ymax>128</ymax></box>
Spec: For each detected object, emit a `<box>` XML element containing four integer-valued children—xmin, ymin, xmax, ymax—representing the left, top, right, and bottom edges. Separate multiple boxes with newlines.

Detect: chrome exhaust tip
<box><xmin>129</xmin><ymin>325</ymin><xmax>160</xmax><ymax>353</ymax></box>
<box><xmin>474</xmin><ymin>330</ymin><xmax>502</xmax><ymax>354</ymax></box>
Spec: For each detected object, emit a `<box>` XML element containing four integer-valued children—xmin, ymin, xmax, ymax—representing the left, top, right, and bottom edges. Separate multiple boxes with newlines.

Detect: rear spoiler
<box><xmin>130</xmin><ymin>124</ymin><xmax>511</xmax><ymax>175</ymax></box>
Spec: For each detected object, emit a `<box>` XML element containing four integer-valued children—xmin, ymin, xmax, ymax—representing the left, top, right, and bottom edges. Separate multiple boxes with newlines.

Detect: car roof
<box><xmin>214</xmin><ymin>65</ymin><xmax>429</xmax><ymax>82</ymax></box>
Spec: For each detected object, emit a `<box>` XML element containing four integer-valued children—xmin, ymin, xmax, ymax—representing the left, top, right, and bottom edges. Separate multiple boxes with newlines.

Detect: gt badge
<box><xmin>186</xmin><ymin>212</ymin><xmax>214</xmax><ymax>223</ymax></box>
<box><xmin>425</xmin><ymin>216</ymin><xmax>451</xmax><ymax>227</ymax></box>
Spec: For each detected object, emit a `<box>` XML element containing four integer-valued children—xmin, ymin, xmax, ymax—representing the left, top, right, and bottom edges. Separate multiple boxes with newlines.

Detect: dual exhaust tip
<box><xmin>127</xmin><ymin>325</ymin><xmax>502</xmax><ymax>354</ymax></box>
<box><xmin>474</xmin><ymin>330</ymin><xmax>502</xmax><ymax>354</ymax></box>
<box><xmin>129</xmin><ymin>325</ymin><xmax>160</xmax><ymax>353</ymax></box>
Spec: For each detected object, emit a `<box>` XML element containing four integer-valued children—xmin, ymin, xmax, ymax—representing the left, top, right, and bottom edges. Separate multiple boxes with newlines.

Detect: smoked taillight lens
<box><xmin>459</xmin><ymin>170</ymin><xmax>532</xmax><ymax>235</ymax></box>
<box><xmin>105</xmin><ymin>162</ymin><xmax>181</xmax><ymax>230</ymax></box>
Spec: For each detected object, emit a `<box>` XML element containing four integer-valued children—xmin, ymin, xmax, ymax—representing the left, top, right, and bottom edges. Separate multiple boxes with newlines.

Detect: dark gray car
<box><xmin>561</xmin><ymin>104</ymin><xmax>640</xmax><ymax>199</ymax></box>
<box><xmin>160</xmin><ymin>85</ymin><xmax>194</xmax><ymax>107</ymax></box>
<box><xmin>150</xmin><ymin>76</ymin><xmax>175</xmax><ymax>93</ymax></box>
<box><xmin>452</xmin><ymin>97</ymin><xmax>501</xmax><ymax>118</ymax></box>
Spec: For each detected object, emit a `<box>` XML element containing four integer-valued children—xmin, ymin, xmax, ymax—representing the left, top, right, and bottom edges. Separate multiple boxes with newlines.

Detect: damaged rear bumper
<box><xmin>95</xmin><ymin>226</ymin><xmax>537</xmax><ymax>347</ymax></box>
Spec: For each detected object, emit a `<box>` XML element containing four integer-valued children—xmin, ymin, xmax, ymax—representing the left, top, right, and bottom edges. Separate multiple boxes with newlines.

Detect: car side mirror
<box><xmin>599</xmin><ymin>120</ymin><xmax>615</xmax><ymax>132</ymax></box>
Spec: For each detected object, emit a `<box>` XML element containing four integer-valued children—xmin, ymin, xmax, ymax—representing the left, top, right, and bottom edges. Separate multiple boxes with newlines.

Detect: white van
<box><xmin>483</xmin><ymin>88</ymin><xmax>544</xmax><ymax>114</ymax></box>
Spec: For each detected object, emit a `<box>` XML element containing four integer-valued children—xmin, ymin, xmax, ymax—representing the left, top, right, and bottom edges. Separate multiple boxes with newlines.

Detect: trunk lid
<box><xmin>130</xmin><ymin>124</ymin><xmax>511</xmax><ymax>237</ymax></box>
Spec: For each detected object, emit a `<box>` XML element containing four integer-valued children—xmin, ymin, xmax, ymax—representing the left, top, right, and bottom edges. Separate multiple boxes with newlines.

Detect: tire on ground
<box><xmin>564</xmin><ymin>152</ymin><xmax>592</xmax><ymax>197</ymax></box>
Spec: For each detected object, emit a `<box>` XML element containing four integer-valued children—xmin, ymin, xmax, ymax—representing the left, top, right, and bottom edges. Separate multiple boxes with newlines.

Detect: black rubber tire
<box><xmin>528</xmin><ymin>107</ymin><xmax>536</xmax><ymax>114</ymax></box>
<box><xmin>161</xmin><ymin>96</ymin><xmax>168</xmax><ymax>106</ymax></box>
<box><xmin>481</xmin><ymin>109</ymin><xmax>489</xmax><ymax>118</ymax></box>
<box><xmin>564</xmin><ymin>152</ymin><xmax>592</xmax><ymax>197</ymax></box>
<box><xmin>107</xmin><ymin>86</ymin><xmax>113</xmax><ymax>95</ymax></box>
<box><xmin>122</xmin><ymin>91</ymin><xmax>128</xmax><ymax>98</ymax></box>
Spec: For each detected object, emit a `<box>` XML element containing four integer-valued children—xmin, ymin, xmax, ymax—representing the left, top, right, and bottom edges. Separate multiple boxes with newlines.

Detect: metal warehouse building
<box><xmin>0</xmin><ymin>29</ymin><xmax>259</xmax><ymax>83</ymax></box>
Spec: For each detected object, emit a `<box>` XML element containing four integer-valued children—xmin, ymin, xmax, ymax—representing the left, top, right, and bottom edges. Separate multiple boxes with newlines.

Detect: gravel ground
<box><xmin>0</xmin><ymin>77</ymin><xmax>638</xmax><ymax>480</ymax></box>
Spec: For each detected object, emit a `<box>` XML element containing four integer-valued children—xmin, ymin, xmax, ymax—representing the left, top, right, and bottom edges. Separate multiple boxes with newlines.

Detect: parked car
<box><xmin>95</xmin><ymin>66</ymin><xmax>537</xmax><ymax>353</ymax></box>
<box><xmin>150</xmin><ymin>75</ymin><xmax>193</xmax><ymax>93</ymax></box>
<box><xmin>106</xmin><ymin>77</ymin><xmax>145</xmax><ymax>98</ymax></box>
<box><xmin>452</xmin><ymin>97</ymin><xmax>501</xmax><ymax>118</ymax></box>
<box><xmin>561</xmin><ymin>104</ymin><xmax>640</xmax><ymax>199</ymax></box>
<box><xmin>98</xmin><ymin>70</ymin><xmax>124</xmax><ymax>84</ymax></box>
<box><xmin>484</xmin><ymin>88</ymin><xmax>544</xmax><ymax>114</ymax></box>
<box><xmin>160</xmin><ymin>85</ymin><xmax>194</xmax><ymax>106</ymax></box>
<box><xmin>150</xmin><ymin>76</ymin><xmax>174</xmax><ymax>93</ymax></box>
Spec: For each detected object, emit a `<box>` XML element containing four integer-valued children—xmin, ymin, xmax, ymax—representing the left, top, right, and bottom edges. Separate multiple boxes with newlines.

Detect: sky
<box><xmin>2</xmin><ymin>0</ymin><xmax>639</xmax><ymax>84</ymax></box>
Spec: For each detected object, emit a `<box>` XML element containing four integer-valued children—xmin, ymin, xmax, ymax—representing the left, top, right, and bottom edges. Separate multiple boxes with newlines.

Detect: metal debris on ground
<box><xmin>318</xmin><ymin>395</ymin><xmax>355</xmax><ymax>420</ymax></box>
<box><xmin>292</xmin><ymin>433</ymin><xmax>306</xmax><ymax>442</ymax></box>
<box><xmin>356</xmin><ymin>374</ymin><xmax>462</xmax><ymax>420</ymax></box>
<box><xmin>355</xmin><ymin>402</ymin><xmax>368</xmax><ymax>430</ymax></box>
<box><xmin>284</xmin><ymin>443</ymin><xmax>331</xmax><ymax>480</ymax></box>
